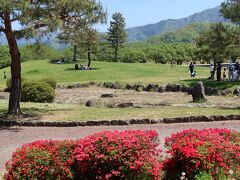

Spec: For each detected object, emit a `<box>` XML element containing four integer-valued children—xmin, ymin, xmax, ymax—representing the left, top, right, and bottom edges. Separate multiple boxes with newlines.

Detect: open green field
<box><xmin>1</xmin><ymin>60</ymin><xmax>239</xmax><ymax>90</ymax></box>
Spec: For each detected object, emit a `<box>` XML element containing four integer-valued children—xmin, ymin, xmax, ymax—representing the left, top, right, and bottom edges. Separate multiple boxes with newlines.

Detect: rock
<box><xmin>103</xmin><ymin>82</ymin><xmax>120</xmax><ymax>89</ymax></box>
<box><xmin>233</xmin><ymin>87</ymin><xmax>240</xmax><ymax>96</ymax></box>
<box><xmin>220</xmin><ymin>89</ymin><xmax>232</xmax><ymax>96</ymax></box>
<box><xmin>165</xmin><ymin>84</ymin><xmax>181</xmax><ymax>92</ymax></box>
<box><xmin>101</xmin><ymin>94</ymin><xmax>115</xmax><ymax>98</ymax></box>
<box><xmin>88</xmin><ymin>81</ymin><xmax>96</xmax><ymax>85</ymax></box>
<box><xmin>133</xmin><ymin>84</ymin><xmax>145</xmax><ymax>92</ymax></box>
<box><xmin>205</xmin><ymin>87</ymin><xmax>220</xmax><ymax>96</ymax></box>
<box><xmin>57</xmin><ymin>84</ymin><xmax>65</xmax><ymax>89</ymax></box>
<box><xmin>67</xmin><ymin>85</ymin><xmax>75</xmax><ymax>89</ymax></box>
<box><xmin>181</xmin><ymin>85</ymin><xmax>191</xmax><ymax>94</ymax></box>
<box><xmin>191</xmin><ymin>81</ymin><xmax>206</xmax><ymax>102</ymax></box>
<box><xmin>125</xmin><ymin>84</ymin><xmax>133</xmax><ymax>90</ymax></box>
<box><xmin>146</xmin><ymin>84</ymin><xmax>158</xmax><ymax>92</ymax></box>
<box><xmin>86</xmin><ymin>100</ymin><xmax>96</xmax><ymax>107</ymax></box>
<box><xmin>117</xmin><ymin>103</ymin><xmax>134</xmax><ymax>108</ymax></box>
<box><xmin>158</xmin><ymin>86</ymin><xmax>165</xmax><ymax>93</ymax></box>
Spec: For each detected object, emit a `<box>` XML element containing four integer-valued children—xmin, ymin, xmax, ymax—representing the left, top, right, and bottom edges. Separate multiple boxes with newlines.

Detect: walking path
<box><xmin>0</xmin><ymin>121</ymin><xmax>239</xmax><ymax>173</ymax></box>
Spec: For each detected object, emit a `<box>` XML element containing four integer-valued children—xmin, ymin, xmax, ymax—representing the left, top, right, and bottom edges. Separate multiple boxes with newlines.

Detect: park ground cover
<box><xmin>0</xmin><ymin>60</ymin><xmax>239</xmax><ymax>122</ymax></box>
<box><xmin>0</xmin><ymin>60</ymin><xmax>239</xmax><ymax>90</ymax></box>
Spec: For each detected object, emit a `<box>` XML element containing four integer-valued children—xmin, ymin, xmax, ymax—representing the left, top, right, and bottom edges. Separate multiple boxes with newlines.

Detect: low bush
<box><xmin>21</xmin><ymin>81</ymin><xmax>55</xmax><ymax>103</ymax></box>
<box><xmin>40</xmin><ymin>78</ymin><xmax>57</xmax><ymax>89</ymax></box>
<box><xmin>5</xmin><ymin>78</ymin><xmax>27</xmax><ymax>91</ymax></box>
<box><xmin>163</xmin><ymin>128</ymin><xmax>240</xmax><ymax>179</ymax></box>
<box><xmin>5</xmin><ymin>140</ymin><xmax>76</xmax><ymax>180</ymax></box>
<box><xmin>74</xmin><ymin>130</ymin><xmax>162</xmax><ymax>180</ymax></box>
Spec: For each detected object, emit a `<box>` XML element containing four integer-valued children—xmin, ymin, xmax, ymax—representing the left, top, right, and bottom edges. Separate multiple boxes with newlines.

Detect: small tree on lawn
<box><xmin>81</xmin><ymin>28</ymin><xmax>98</xmax><ymax>67</ymax></box>
<box><xmin>0</xmin><ymin>0</ymin><xmax>106</xmax><ymax>115</ymax></box>
<box><xmin>107</xmin><ymin>12</ymin><xmax>127</xmax><ymax>62</ymax></box>
<box><xmin>196</xmin><ymin>23</ymin><xmax>231</xmax><ymax>81</ymax></box>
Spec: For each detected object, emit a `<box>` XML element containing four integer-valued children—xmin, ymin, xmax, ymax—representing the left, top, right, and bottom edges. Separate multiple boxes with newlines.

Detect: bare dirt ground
<box><xmin>0</xmin><ymin>121</ymin><xmax>240</xmax><ymax>173</ymax></box>
<box><xmin>55</xmin><ymin>86</ymin><xmax>240</xmax><ymax>108</ymax></box>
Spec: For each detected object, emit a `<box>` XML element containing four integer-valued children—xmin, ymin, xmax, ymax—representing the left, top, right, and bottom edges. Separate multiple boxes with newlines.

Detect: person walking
<box><xmin>209</xmin><ymin>64</ymin><xmax>214</xmax><ymax>80</ymax></box>
<box><xmin>235</xmin><ymin>62</ymin><xmax>239</xmax><ymax>80</ymax></box>
<box><xmin>3</xmin><ymin>71</ymin><xmax>6</xmax><ymax>79</ymax></box>
<box><xmin>189</xmin><ymin>62</ymin><xmax>194</xmax><ymax>77</ymax></box>
<box><xmin>227</xmin><ymin>62</ymin><xmax>235</xmax><ymax>81</ymax></box>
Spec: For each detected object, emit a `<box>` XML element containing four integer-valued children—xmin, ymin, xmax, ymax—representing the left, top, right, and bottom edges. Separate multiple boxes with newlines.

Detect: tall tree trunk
<box><xmin>216</xmin><ymin>62</ymin><xmax>222</xmax><ymax>81</ymax></box>
<box><xmin>87</xmin><ymin>48</ymin><xmax>91</xmax><ymax>67</ymax></box>
<box><xmin>211</xmin><ymin>62</ymin><xmax>217</xmax><ymax>80</ymax></box>
<box><xmin>114</xmin><ymin>45</ymin><xmax>118</xmax><ymax>62</ymax></box>
<box><xmin>72</xmin><ymin>45</ymin><xmax>77</xmax><ymax>62</ymax></box>
<box><xmin>4</xmin><ymin>12</ymin><xmax>21</xmax><ymax>115</ymax></box>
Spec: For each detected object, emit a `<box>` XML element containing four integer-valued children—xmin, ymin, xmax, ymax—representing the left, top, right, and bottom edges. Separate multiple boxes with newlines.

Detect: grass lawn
<box><xmin>0</xmin><ymin>100</ymin><xmax>239</xmax><ymax>122</ymax></box>
<box><xmin>0</xmin><ymin>60</ymin><xmax>239</xmax><ymax>90</ymax></box>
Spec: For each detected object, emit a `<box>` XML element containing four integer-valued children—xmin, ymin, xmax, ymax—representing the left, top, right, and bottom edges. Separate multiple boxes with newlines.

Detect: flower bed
<box><xmin>4</xmin><ymin>130</ymin><xmax>162</xmax><ymax>180</ymax></box>
<box><xmin>4</xmin><ymin>128</ymin><xmax>240</xmax><ymax>180</ymax></box>
<box><xmin>164</xmin><ymin>128</ymin><xmax>240</xmax><ymax>179</ymax></box>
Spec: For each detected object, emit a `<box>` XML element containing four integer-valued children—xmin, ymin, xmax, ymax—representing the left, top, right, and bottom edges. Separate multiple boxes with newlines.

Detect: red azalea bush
<box><xmin>4</xmin><ymin>130</ymin><xmax>162</xmax><ymax>180</ymax></box>
<box><xmin>5</xmin><ymin>140</ymin><xmax>76</xmax><ymax>180</ymax></box>
<box><xmin>163</xmin><ymin>128</ymin><xmax>240</xmax><ymax>179</ymax></box>
<box><xmin>73</xmin><ymin>130</ymin><xmax>162</xmax><ymax>180</ymax></box>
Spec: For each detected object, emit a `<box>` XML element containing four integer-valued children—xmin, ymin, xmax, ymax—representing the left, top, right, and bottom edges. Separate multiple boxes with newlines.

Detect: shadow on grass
<box><xmin>0</xmin><ymin>107</ymin><xmax>74</xmax><ymax>122</ymax></box>
<box><xmin>181</xmin><ymin>78</ymin><xmax>240</xmax><ymax>89</ymax></box>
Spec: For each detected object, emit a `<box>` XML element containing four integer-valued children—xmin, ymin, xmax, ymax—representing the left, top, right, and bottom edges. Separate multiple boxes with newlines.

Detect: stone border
<box><xmin>0</xmin><ymin>115</ymin><xmax>239</xmax><ymax>127</ymax></box>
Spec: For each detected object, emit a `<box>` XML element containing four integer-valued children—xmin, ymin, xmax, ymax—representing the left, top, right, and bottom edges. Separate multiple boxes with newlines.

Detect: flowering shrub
<box><xmin>4</xmin><ymin>130</ymin><xmax>162</xmax><ymax>180</ymax></box>
<box><xmin>73</xmin><ymin>130</ymin><xmax>162</xmax><ymax>180</ymax></box>
<box><xmin>5</xmin><ymin>140</ymin><xmax>76</xmax><ymax>180</ymax></box>
<box><xmin>164</xmin><ymin>128</ymin><xmax>240</xmax><ymax>179</ymax></box>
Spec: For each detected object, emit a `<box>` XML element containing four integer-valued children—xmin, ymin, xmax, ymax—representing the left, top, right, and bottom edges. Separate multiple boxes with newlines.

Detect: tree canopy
<box><xmin>0</xmin><ymin>0</ymin><xmax>106</xmax><ymax>115</ymax></box>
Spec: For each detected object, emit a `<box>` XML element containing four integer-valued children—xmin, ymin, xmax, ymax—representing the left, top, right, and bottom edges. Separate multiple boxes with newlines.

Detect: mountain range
<box><xmin>127</xmin><ymin>6</ymin><xmax>230</xmax><ymax>42</ymax></box>
<box><xmin>0</xmin><ymin>5</ymin><xmax>230</xmax><ymax>47</ymax></box>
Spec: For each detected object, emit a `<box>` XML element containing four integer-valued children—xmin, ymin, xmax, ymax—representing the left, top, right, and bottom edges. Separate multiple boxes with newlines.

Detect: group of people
<box><xmin>209</xmin><ymin>62</ymin><xmax>239</xmax><ymax>81</ymax></box>
<box><xmin>188</xmin><ymin>61</ymin><xmax>240</xmax><ymax>81</ymax></box>
<box><xmin>225</xmin><ymin>61</ymin><xmax>239</xmax><ymax>81</ymax></box>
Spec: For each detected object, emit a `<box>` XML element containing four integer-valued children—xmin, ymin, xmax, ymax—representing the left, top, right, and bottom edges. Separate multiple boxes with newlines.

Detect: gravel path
<box><xmin>0</xmin><ymin>121</ymin><xmax>239</xmax><ymax>173</ymax></box>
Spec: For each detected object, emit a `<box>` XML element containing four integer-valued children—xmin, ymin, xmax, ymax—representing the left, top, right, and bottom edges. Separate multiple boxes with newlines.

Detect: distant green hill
<box><xmin>145</xmin><ymin>23</ymin><xmax>211</xmax><ymax>44</ymax></box>
<box><xmin>127</xmin><ymin>6</ymin><xmax>230</xmax><ymax>42</ymax></box>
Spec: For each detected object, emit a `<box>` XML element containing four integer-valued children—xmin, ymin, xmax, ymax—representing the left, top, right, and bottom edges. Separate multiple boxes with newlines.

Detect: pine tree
<box><xmin>0</xmin><ymin>0</ymin><xmax>106</xmax><ymax>115</ymax></box>
<box><xmin>107</xmin><ymin>12</ymin><xmax>127</xmax><ymax>62</ymax></box>
<box><xmin>221</xmin><ymin>0</ymin><xmax>240</xmax><ymax>24</ymax></box>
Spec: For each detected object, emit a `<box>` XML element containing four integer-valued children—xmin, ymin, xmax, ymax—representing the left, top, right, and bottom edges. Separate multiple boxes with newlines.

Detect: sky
<box><xmin>96</xmin><ymin>0</ymin><xmax>224</xmax><ymax>32</ymax></box>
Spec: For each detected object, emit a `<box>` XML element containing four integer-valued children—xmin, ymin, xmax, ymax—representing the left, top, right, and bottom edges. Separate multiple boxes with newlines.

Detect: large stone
<box><xmin>117</xmin><ymin>103</ymin><xmax>134</xmax><ymax>108</ymax></box>
<box><xmin>191</xmin><ymin>82</ymin><xmax>206</xmax><ymax>102</ymax></box>
<box><xmin>181</xmin><ymin>85</ymin><xmax>192</xmax><ymax>94</ymax></box>
<box><xmin>158</xmin><ymin>86</ymin><xmax>166</xmax><ymax>93</ymax></box>
<box><xmin>205</xmin><ymin>87</ymin><xmax>220</xmax><ymax>96</ymax></box>
<box><xmin>100</xmin><ymin>94</ymin><xmax>115</xmax><ymax>98</ymax></box>
<box><xmin>133</xmin><ymin>84</ymin><xmax>145</xmax><ymax>92</ymax></box>
<box><xmin>146</xmin><ymin>84</ymin><xmax>158</xmax><ymax>92</ymax></box>
<box><xmin>86</xmin><ymin>100</ymin><xmax>96</xmax><ymax>107</ymax></box>
<box><xmin>233</xmin><ymin>87</ymin><xmax>240</xmax><ymax>96</ymax></box>
<box><xmin>165</xmin><ymin>84</ymin><xmax>181</xmax><ymax>92</ymax></box>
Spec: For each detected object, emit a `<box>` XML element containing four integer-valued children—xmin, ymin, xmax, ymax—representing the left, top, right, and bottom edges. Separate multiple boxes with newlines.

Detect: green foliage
<box><xmin>107</xmin><ymin>12</ymin><xmax>127</xmax><ymax>62</ymax></box>
<box><xmin>6</xmin><ymin>78</ymin><xmax>27</xmax><ymax>91</ymax></box>
<box><xmin>39</xmin><ymin>78</ymin><xmax>57</xmax><ymax>89</ymax></box>
<box><xmin>20</xmin><ymin>44</ymin><xmax>63</xmax><ymax>62</ymax></box>
<box><xmin>194</xmin><ymin>171</ymin><xmax>212</xmax><ymax>180</ymax></box>
<box><xmin>146</xmin><ymin>23</ymin><xmax>211</xmax><ymax>44</ymax></box>
<box><xmin>0</xmin><ymin>45</ymin><xmax>10</xmax><ymax>69</ymax></box>
<box><xmin>221</xmin><ymin>0</ymin><xmax>240</xmax><ymax>24</ymax></box>
<box><xmin>21</xmin><ymin>81</ymin><xmax>55</xmax><ymax>103</ymax></box>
